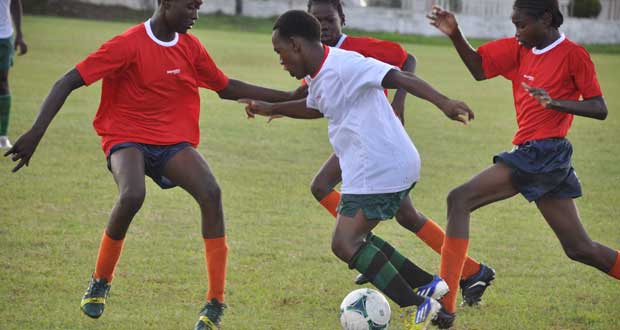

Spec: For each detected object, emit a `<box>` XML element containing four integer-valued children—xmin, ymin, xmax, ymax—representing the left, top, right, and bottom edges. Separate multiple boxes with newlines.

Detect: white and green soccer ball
<box><xmin>339</xmin><ymin>288</ymin><xmax>391</xmax><ymax>330</ymax></box>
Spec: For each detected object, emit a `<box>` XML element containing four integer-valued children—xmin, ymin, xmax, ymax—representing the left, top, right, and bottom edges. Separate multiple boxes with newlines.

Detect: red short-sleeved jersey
<box><xmin>76</xmin><ymin>21</ymin><xmax>229</xmax><ymax>155</ymax></box>
<box><xmin>338</xmin><ymin>35</ymin><xmax>409</xmax><ymax>68</ymax></box>
<box><xmin>477</xmin><ymin>35</ymin><xmax>602</xmax><ymax>145</ymax></box>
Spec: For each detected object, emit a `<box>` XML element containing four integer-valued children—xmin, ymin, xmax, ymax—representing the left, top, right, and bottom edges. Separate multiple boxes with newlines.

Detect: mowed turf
<box><xmin>0</xmin><ymin>16</ymin><xmax>618</xmax><ymax>330</ymax></box>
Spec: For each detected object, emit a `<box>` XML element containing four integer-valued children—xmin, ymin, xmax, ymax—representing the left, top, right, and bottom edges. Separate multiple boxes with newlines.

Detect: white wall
<box><xmin>77</xmin><ymin>0</ymin><xmax>620</xmax><ymax>44</ymax></box>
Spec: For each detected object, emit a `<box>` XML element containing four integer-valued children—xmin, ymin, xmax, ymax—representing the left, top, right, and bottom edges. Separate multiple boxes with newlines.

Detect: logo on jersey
<box><xmin>523</xmin><ymin>74</ymin><xmax>535</xmax><ymax>81</ymax></box>
<box><xmin>167</xmin><ymin>69</ymin><xmax>181</xmax><ymax>75</ymax></box>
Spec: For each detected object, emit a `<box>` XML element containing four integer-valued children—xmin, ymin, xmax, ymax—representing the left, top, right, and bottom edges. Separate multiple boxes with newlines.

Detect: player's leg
<box><xmin>81</xmin><ymin>146</ymin><xmax>146</xmax><ymax>319</ymax></box>
<box><xmin>333</xmin><ymin>210</ymin><xmax>429</xmax><ymax>309</ymax></box>
<box><xmin>310</xmin><ymin>153</ymin><xmax>342</xmax><ymax>216</ymax></box>
<box><xmin>536</xmin><ymin>197</ymin><xmax>619</xmax><ymax>278</ymax></box>
<box><xmin>438</xmin><ymin>163</ymin><xmax>518</xmax><ymax>322</ymax></box>
<box><xmin>162</xmin><ymin>147</ymin><xmax>227</xmax><ymax>330</ymax></box>
<box><xmin>0</xmin><ymin>68</ymin><xmax>11</xmax><ymax>148</ymax></box>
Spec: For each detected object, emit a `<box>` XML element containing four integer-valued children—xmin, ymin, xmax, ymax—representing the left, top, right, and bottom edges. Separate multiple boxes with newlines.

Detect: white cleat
<box><xmin>0</xmin><ymin>135</ymin><xmax>12</xmax><ymax>149</ymax></box>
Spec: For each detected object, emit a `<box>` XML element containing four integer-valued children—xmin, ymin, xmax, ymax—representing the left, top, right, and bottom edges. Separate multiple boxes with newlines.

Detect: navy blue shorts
<box><xmin>106</xmin><ymin>142</ymin><xmax>192</xmax><ymax>189</ymax></box>
<box><xmin>493</xmin><ymin>138</ymin><xmax>582</xmax><ymax>202</ymax></box>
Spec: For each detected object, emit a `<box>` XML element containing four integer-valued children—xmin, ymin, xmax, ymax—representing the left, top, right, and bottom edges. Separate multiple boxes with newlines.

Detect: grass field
<box><xmin>0</xmin><ymin>16</ymin><xmax>618</xmax><ymax>330</ymax></box>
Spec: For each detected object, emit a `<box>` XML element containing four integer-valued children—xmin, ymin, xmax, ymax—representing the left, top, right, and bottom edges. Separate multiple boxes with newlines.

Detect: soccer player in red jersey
<box><xmin>297</xmin><ymin>0</ymin><xmax>495</xmax><ymax>305</ymax></box>
<box><xmin>428</xmin><ymin>1</ymin><xmax>619</xmax><ymax>327</ymax></box>
<box><xmin>4</xmin><ymin>1</ymin><xmax>301</xmax><ymax>329</ymax></box>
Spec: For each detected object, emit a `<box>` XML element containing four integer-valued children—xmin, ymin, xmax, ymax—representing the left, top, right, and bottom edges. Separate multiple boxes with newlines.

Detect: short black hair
<box><xmin>273</xmin><ymin>10</ymin><xmax>321</xmax><ymax>42</ymax></box>
<box><xmin>307</xmin><ymin>0</ymin><xmax>346</xmax><ymax>26</ymax></box>
<box><xmin>514</xmin><ymin>0</ymin><xmax>564</xmax><ymax>28</ymax></box>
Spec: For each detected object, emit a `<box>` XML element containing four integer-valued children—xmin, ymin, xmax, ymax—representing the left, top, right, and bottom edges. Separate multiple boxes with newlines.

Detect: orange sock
<box><xmin>319</xmin><ymin>190</ymin><xmax>341</xmax><ymax>218</ymax></box>
<box><xmin>609</xmin><ymin>251</ymin><xmax>620</xmax><ymax>280</ymax></box>
<box><xmin>204</xmin><ymin>236</ymin><xmax>228</xmax><ymax>302</ymax></box>
<box><xmin>93</xmin><ymin>230</ymin><xmax>125</xmax><ymax>283</ymax></box>
<box><xmin>440</xmin><ymin>236</ymin><xmax>469</xmax><ymax>313</ymax></box>
<box><xmin>416</xmin><ymin>220</ymin><xmax>481</xmax><ymax>279</ymax></box>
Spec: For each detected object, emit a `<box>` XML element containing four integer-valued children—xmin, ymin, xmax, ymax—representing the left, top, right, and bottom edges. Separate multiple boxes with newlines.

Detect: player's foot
<box><xmin>416</xmin><ymin>275</ymin><xmax>449</xmax><ymax>300</ymax></box>
<box><xmin>431</xmin><ymin>306</ymin><xmax>456</xmax><ymax>329</ymax></box>
<box><xmin>354</xmin><ymin>273</ymin><xmax>369</xmax><ymax>285</ymax></box>
<box><xmin>80</xmin><ymin>276</ymin><xmax>111</xmax><ymax>319</ymax></box>
<box><xmin>460</xmin><ymin>263</ymin><xmax>496</xmax><ymax>306</ymax></box>
<box><xmin>411</xmin><ymin>297</ymin><xmax>441</xmax><ymax>329</ymax></box>
<box><xmin>0</xmin><ymin>136</ymin><xmax>12</xmax><ymax>149</ymax></box>
<box><xmin>195</xmin><ymin>298</ymin><xmax>227</xmax><ymax>330</ymax></box>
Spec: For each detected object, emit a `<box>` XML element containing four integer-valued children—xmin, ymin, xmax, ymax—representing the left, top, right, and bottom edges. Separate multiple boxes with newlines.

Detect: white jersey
<box><xmin>0</xmin><ymin>0</ymin><xmax>12</xmax><ymax>39</ymax></box>
<box><xmin>305</xmin><ymin>47</ymin><xmax>420</xmax><ymax>194</ymax></box>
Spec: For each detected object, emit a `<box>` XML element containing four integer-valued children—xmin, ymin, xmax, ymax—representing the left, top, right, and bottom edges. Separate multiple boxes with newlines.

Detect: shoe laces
<box><xmin>201</xmin><ymin>298</ymin><xmax>227</xmax><ymax>324</ymax></box>
<box><xmin>88</xmin><ymin>278</ymin><xmax>110</xmax><ymax>298</ymax></box>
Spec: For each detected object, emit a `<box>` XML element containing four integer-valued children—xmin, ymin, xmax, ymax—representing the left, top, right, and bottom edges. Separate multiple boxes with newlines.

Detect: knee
<box><xmin>331</xmin><ymin>238</ymin><xmax>352</xmax><ymax>263</ymax></box>
<box><xmin>447</xmin><ymin>185</ymin><xmax>471</xmax><ymax>211</ymax></box>
<box><xmin>118</xmin><ymin>188</ymin><xmax>146</xmax><ymax>212</ymax></box>
<box><xmin>198</xmin><ymin>183</ymin><xmax>222</xmax><ymax>207</ymax></box>
<box><xmin>310</xmin><ymin>177</ymin><xmax>331</xmax><ymax>201</ymax></box>
<box><xmin>395</xmin><ymin>209</ymin><xmax>425</xmax><ymax>231</ymax></box>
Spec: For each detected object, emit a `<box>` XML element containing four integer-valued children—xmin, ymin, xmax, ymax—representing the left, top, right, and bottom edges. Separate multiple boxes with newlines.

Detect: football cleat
<box><xmin>431</xmin><ymin>306</ymin><xmax>456</xmax><ymax>329</ymax></box>
<box><xmin>416</xmin><ymin>275</ymin><xmax>449</xmax><ymax>300</ymax></box>
<box><xmin>354</xmin><ymin>273</ymin><xmax>369</xmax><ymax>285</ymax></box>
<box><xmin>195</xmin><ymin>298</ymin><xmax>227</xmax><ymax>330</ymax></box>
<box><xmin>80</xmin><ymin>276</ymin><xmax>111</xmax><ymax>319</ymax></box>
<box><xmin>0</xmin><ymin>136</ymin><xmax>12</xmax><ymax>149</ymax></box>
<box><xmin>460</xmin><ymin>263</ymin><xmax>496</xmax><ymax>306</ymax></box>
<box><xmin>412</xmin><ymin>297</ymin><xmax>441</xmax><ymax>328</ymax></box>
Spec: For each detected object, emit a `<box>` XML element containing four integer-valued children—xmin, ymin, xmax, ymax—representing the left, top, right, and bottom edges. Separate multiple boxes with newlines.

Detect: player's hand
<box><xmin>439</xmin><ymin>99</ymin><xmax>474</xmax><ymax>125</ymax></box>
<box><xmin>3</xmin><ymin>128</ymin><xmax>44</xmax><ymax>172</ymax></box>
<box><xmin>238</xmin><ymin>99</ymin><xmax>275</xmax><ymax>118</ymax></box>
<box><xmin>522</xmin><ymin>82</ymin><xmax>554</xmax><ymax>108</ymax></box>
<box><xmin>14</xmin><ymin>35</ymin><xmax>27</xmax><ymax>56</ymax></box>
<box><xmin>427</xmin><ymin>5</ymin><xmax>459</xmax><ymax>37</ymax></box>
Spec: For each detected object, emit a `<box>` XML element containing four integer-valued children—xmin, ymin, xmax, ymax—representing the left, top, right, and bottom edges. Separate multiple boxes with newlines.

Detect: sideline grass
<box><xmin>0</xmin><ymin>16</ymin><xmax>619</xmax><ymax>330</ymax></box>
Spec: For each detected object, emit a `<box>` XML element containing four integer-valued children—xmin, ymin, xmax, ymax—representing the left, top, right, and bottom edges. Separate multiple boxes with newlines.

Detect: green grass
<box><xmin>1</xmin><ymin>16</ymin><xmax>619</xmax><ymax>330</ymax></box>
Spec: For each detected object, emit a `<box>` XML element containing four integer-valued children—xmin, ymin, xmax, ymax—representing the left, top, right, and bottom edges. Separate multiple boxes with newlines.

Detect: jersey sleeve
<box><xmin>194</xmin><ymin>41</ymin><xmax>229</xmax><ymax>92</ymax></box>
<box><xmin>477</xmin><ymin>37</ymin><xmax>520</xmax><ymax>80</ymax></box>
<box><xmin>568</xmin><ymin>46</ymin><xmax>602</xmax><ymax>99</ymax></box>
<box><xmin>75</xmin><ymin>34</ymin><xmax>133</xmax><ymax>86</ymax></box>
<box><xmin>340</xmin><ymin>53</ymin><xmax>397</xmax><ymax>93</ymax></box>
<box><xmin>354</xmin><ymin>37</ymin><xmax>408</xmax><ymax>68</ymax></box>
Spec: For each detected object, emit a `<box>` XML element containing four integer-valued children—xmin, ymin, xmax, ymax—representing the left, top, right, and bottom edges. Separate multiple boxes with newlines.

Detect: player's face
<box><xmin>511</xmin><ymin>8</ymin><xmax>547</xmax><ymax>49</ymax></box>
<box><xmin>272</xmin><ymin>30</ymin><xmax>306</xmax><ymax>79</ymax></box>
<box><xmin>309</xmin><ymin>3</ymin><xmax>343</xmax><ymax>47</ymax></box>
<box><xmin>165</xmin><ymin>0</ymin><xmax>202</xmax><ymax>33</ymax></box>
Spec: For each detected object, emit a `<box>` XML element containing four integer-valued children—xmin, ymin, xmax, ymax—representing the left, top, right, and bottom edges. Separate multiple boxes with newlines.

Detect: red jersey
<box><xmin>337</xmin><ymin>35</ymin><xmax>408</xmax><ymax>68</ymax></box>
<box><xmin>478</xmin><ymin>35</ymin><xmax>602</xmax><ymax>145</ymax></box>
<box><xmin>76</xmin><ymin>21</ymin><xmax>229</xmax><ymax>155</ymax></box>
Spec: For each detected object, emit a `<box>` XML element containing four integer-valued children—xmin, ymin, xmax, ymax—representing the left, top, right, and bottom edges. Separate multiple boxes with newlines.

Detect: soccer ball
<box><xmin>339</xmin><ymin>288</ymin><xmax>391</xmax><ymax>330</ymax></box>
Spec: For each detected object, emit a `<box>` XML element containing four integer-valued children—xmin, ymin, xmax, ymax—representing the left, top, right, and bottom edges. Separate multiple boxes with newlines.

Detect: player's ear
<box><xmin>290</xmin><ymin>37</ymin><xmax>302</xmax><ymax>53</ymax></box>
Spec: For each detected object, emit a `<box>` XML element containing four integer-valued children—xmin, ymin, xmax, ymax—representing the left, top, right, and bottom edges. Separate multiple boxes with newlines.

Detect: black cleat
<box><xmin>354</xmin><ymin>273</ymin><xmax>369</xmax><ymax>285</ymax></box>
<box><xmin>459</xmin><ymin>263</ymin><xmax>496</xmax><ymax>306</ymax></box>
<box><xmin>431</xmin><ymin>306</ymin><xmax>456</xmax><ymax>329</ymax></box>
<box><xmin>195</xmin><ymin>298</ymin><xmax>227</xmax><ymax>330</ymax></box>
<box><xmin>80</xmin><ymin>276</ymin><xmax>111</xmax><ymax>319</ymax></box>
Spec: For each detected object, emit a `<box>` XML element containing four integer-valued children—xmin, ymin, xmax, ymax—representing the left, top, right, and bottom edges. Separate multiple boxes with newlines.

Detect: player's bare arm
<box><xmin>522</xmin><ymin>82</ymin><xmax>608</xmax><ymax>120</ymax></box>
<box><xmin>4</xmin><ymin>68</ymin><xmax>85</xmax><ymax>172</ymax></box>
<box><xmin>10</xmin><ymin>0</ymin><xmax>27</xmax><ymax>55</ymax></box>
<box><xmin>382</xmin><ymin>69</ymin><xmax>474</xmax><ymax>124</ymax></box>
<box><xmin>391</xmin><ymin>53</ymin><xmax>416</xmax><ymax>124</ymax></box>
<box><xmin>427</xmin><ymin>5</ymin><xmax>484</xmax><ymax>80</ymax></box>
<box><xmin>217</xmin><ymin>78</ymin><xmax>303</xmax><ymax>102</ymax></box>
<box><xmin>240</xmin><ymin>98</ymin><xmax>323</xmax><ymax>119</ymax></box>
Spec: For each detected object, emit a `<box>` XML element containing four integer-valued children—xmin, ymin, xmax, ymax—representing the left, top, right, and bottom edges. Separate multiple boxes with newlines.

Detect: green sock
<box><xmin>368</xmin><ymin>233</ymin><xmax>434</xmax><ymax>289</ymax></box>
<box><xmin>349</xmin><ymin>242</ymin><xmax>425</xmax><ymax>308</ymax></box>
<box><xmin>0</xmin><ymin>94</ymin><xmax>11</xmax><ymax>136</ymax></box>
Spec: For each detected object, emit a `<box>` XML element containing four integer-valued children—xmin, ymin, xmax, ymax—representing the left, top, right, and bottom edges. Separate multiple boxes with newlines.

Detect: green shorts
<box><xmin>337</xmin><ymin>183</ymin><xmax>416</xmax><ymax>221</ymax></box>
<box><xmin>0</xmin><ymin>36</ymin><xmax>14</xmax><ymax>71</ymax></box>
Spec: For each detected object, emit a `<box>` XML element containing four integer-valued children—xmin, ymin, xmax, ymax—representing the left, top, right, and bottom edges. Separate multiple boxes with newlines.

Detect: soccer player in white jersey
<box><xmin>241</xmin><ymin>10</ymin><xmax>474</xmax><ymax>327</ymax></box>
